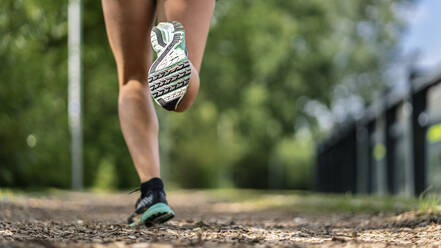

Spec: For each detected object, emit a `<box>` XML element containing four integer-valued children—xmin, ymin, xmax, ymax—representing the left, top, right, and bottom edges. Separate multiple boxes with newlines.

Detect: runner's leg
<box><xmin>102</xmin><ymin>0</ymin><xmax>159</xmax><ymax>182</ymax></box>
<box><xmin>156</xmin><ymin>0</ymin><xmax>215</xmax><ymax>112</ymax></box>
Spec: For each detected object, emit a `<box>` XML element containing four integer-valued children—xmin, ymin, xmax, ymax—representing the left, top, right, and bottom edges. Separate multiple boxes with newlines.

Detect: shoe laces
<box><xmin>128</xmin><ymin>187</ymin><xmax>140</xmax><ymax>194</ymax></box>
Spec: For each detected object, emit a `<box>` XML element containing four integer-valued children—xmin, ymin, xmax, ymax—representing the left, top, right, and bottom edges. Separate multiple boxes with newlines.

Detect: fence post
<box><xmin>366</xmin><ymin>121</ymin><xmax>375</xmax><ymax>194</ymax></box>
<box><xmin>410</xmin><ymin>71</ymin><xmax>427</xmax><ymax>195</ymax></box>
<box><xmin>385</xmin><ymin>105</ymin><xmax>397</xmax><ymax>194</ymax></box>
<box><xmin>356</xmin><ymin>122</ymin><xmax>369</xmax><ymax>194</ymax></box>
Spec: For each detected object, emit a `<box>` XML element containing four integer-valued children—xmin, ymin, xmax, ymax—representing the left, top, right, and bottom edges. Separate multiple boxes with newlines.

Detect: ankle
<box><xmin>140</xmin><ymin>177</ymin><xmax>164</xmax><ymax>196</ymax></box>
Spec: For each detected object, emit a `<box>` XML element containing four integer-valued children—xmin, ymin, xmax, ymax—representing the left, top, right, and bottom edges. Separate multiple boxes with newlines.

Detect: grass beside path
<box><xmin>0</xmin><ymin>188</ymin><xmax>424</xmax><ymax>214</ymax></box>
<box><xmin>178</xmin><ymin>189</ymin><xmax>419</xmax><ymax>214</ymax></box>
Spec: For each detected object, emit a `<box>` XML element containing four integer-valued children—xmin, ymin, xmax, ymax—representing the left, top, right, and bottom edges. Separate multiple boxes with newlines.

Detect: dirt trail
<box><xmin>1</xmin><ymin>190</ymin><xmax>440</xmax><ymax>247</ymax></box>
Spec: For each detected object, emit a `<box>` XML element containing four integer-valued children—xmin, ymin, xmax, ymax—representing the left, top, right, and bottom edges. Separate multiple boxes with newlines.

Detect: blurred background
<box><xmin>1</xmin><ymin>0</ymin><xmax>440</xmax><ymax>192</ymax></box>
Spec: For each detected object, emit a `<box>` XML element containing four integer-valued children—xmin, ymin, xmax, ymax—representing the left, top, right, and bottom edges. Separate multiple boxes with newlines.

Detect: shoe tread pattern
<box><xmin>149</xmin><ymin>62</ymin><xmax>191</xmax><ymax>98</ymax></box>
<box><xmin>148</xmin><ymin>21</ymin><xmax>189</xmax><ymax>111</ymax></box>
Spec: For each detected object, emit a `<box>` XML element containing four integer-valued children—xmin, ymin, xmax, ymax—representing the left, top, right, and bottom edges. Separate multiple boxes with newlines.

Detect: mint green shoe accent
<box><xmin>129</xmin><ymin>203</ymin><xmax>175</xmax><ymax>227</ymax></box>
<box><xmin>149</xmin><ymin>21</ymin><xmax>187</xmax><ymax>75</ymax></box>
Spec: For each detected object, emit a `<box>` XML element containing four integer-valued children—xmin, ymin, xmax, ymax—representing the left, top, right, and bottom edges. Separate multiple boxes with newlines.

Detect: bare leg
<box><xmin>156</xmin><ymin>0</ymin><xmax>215</xmax><ymax>112</ymax></box>
<box><xmin>102</xmin><ymin>0</ymin><xmax>159</xmax><ymax>182</ymax></box>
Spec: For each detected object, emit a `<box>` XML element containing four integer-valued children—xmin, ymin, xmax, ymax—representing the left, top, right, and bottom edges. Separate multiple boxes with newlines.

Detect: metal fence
<box><xmin>316</xmin><ymin>67</ymin><xmax>441</xmax><ymax>196</ymax></box>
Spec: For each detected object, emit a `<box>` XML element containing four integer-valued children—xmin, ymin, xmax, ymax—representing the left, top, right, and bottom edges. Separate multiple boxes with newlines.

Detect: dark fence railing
<box><xmin>316</xmin><ymin>67</ymin><xmax>441</xmax><ymax>196</ymax></box>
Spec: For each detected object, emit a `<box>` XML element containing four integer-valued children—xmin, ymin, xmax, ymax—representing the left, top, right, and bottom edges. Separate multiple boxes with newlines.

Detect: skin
<box><xmin>101</xmin><ymin>0</ymin><xmax>215</xmax><ymax>182</ymax></box>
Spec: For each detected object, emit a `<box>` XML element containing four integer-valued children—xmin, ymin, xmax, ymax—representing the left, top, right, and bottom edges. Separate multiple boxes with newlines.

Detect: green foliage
<box><xmin>418</xmin><ymin>192</ymin><xmax>441</xmax><ymax>213</ymax></box>
<box><xmin>92</xmin><ymin>156</ymin><xmax>117</xmax><ymax>191</ymax></box>
<box><xmin>0</xmin><ymin>0</ymin><xmax>69</xmax><ymax>187</ymax></box>
<box><xmin>0</xmin><ymin>0</ymin><xmax>415</xmax><ymax>189</ymax></box>
<box><xmin>275</xmin><ymin>134</ymin><xmax>314</xmax><ymax>189</ymax></box>
<box><xmin>167</xmin><ymin>0</ymin><xmax>415</xmax><ymax>188</ymax></box>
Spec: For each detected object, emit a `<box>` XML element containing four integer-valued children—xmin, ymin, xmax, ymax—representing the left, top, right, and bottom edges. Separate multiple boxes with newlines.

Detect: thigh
<box><xmin>102</xmin><ymin>0</ymin><xmax>156</xmax><ymax>85</ymax></box>
<box><xmin>156</xmin><ymin>0</ymin><xmax>215</xmax><ymax>72</ymax></box>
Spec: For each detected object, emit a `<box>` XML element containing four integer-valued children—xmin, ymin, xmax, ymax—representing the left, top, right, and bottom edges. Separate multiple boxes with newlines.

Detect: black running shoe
<box><xmin>128</xmin><ymin>183</ymin><xmax>175</xmax><ymax>227</ymax></box>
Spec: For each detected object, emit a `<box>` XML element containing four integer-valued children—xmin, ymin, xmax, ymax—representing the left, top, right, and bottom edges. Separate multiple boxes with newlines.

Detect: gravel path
<box><xmin>1</xmin><ymin>190</ymin><xmax>440</xmax><ymax>247</ymax></box>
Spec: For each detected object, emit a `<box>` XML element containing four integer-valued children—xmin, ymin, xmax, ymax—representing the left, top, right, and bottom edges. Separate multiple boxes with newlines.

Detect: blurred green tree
<box><xmin>0</xmin><ymin>0</ymin><xmax>69</xmax><ymax>187</ymax></box>
<box><xmin>168</xmin><ymin>0</ymin><xmax>415</xmax><ymax>189</ymax></box>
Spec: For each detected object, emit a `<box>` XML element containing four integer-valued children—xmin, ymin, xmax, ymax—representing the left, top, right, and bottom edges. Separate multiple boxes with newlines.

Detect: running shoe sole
<box><xmin>129</xmin><ymin>203</ymin><xmax>175</xmax><ymax>227</ymax></box>
<box><xmin>148</xmin><ymin>21</ymin><xmax>191</xmax><ymax>111</ymax></box>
